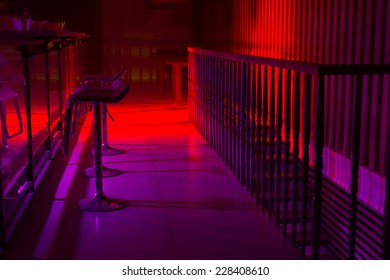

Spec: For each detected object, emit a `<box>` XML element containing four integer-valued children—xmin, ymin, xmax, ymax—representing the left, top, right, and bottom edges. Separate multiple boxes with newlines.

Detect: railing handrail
<box><xmin>188</xmin><ymin>47</ymin><xmax>390</xmax><ymax>76</ymax></box>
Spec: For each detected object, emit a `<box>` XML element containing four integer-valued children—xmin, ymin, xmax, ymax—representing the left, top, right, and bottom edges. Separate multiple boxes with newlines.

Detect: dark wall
<box><xmin>5</xmin><ymin>0</ymin><xmax>104</xmax><ymax>73</ymax></box>
<box><xmin>100</xmin><ymin>0</ymin><xmax>192</xmax><ymax>82</ymax></box>
<box><xmin>192</xmin><ymin>0</ymin><xmax>233</xmax><ymax>51</ymax></box>
<box><xmin>4</xmin><ymin>0</ymin><xmax>193</xmax><ymax>77</ymax></box>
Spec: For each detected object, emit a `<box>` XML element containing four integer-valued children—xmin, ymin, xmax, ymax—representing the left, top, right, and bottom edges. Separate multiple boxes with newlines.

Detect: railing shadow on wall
<box><xmin>187</xmin><ymin>47</ymin><xmax>390</xmax><ymax>260</ymax></box>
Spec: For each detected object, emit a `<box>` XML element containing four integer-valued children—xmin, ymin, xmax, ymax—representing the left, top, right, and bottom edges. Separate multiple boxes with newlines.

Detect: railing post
<box><xmin>275</xmin><ymin>68</ymin><xmax>283</xmax><ymax>226</ymax></box>
<box><xmin>292</xmin><ymin>71</ymin><xmax>300</xmax><ymax>247</ymax></box>
<box><xmin>283</xmin><ymin>70</ymin><xmax>292</xmax><ymax>237</ymax></box>
<box><xmin>301</xmin><ymin>74</ymin><xmax>311</xmax><ymax>258</ymax></box>
<box><xmin>312</xmin><ymin>74</ymin><xmax>325</xmax><ymax>260</ymax></box>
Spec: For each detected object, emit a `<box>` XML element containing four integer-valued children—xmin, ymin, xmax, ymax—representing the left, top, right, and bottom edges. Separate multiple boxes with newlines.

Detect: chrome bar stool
<box><xmin>63</xmin><ymin>79</ymin><xmax>130</xmax><ymax>211</ymax></box>
<box><xmin>74</xmin><ymin>69</ymin><xmax>128</xmax><ymax>178</ymax></box>
<box><xmin>80</xmin><ymin>68</ymin><xmax>127</xmax><ymax>156</ymax></box>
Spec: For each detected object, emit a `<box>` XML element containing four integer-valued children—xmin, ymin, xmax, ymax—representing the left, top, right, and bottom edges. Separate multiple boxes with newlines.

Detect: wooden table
<box><xmin>165</xmin><ymin>61</ymin><xmax>188</xmax><ymax>105</ymax></box>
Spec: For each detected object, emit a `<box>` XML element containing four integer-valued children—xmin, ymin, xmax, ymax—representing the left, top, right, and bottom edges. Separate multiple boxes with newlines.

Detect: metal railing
<box><xmin>188</xmin><ymin>47</ymin><xmax>390</xmax><ymax>259</ymax></box>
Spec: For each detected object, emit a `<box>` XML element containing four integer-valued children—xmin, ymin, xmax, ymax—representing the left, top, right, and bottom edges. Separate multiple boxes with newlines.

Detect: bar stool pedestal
<box><xmin>74</xmin><ymin>103</ymin><xmax>127</xmax><ymax>212</ymax></box>
<box><xmin>63</xmin><ymin>80</ymin><xmax>130</xmax><ymax>212</ymax></box>
<box><xmin>101</xmin><ymin>104</ymin><xmax>126</xmax><ymax>156</ymax></box>
<box><xmin>74</xmin><ymin>193</ymin><xmax>127</xmax><ymax>212</ymax></box>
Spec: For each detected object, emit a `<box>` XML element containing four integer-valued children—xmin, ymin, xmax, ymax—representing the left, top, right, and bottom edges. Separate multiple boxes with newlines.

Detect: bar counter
<box><xmin>0</xmin><ymin>29</ymin><xmax>86</xmax><ymax>250</ymax></box>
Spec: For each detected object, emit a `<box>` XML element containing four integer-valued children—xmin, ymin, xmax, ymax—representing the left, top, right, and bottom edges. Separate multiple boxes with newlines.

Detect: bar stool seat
<box><xmin>63</xmin><ymin>79</ymin><xmax>130</xmax><ymax>212</ymax></box>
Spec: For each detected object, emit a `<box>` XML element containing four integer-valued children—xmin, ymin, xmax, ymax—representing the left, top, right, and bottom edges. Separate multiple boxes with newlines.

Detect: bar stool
<box><xmin>80</xmin><ymin>68</ymin><xmax>127</xmax><ymax>156</ymax></box>
<box><xmin>74</xmin><ymin>69</ymin><xmax>128</xmax><ymax>178</ymax></box>
<box><xmin>63</xmin><ymin>79</ymin><xmax>130</xmax><ymax>211</ymax></box>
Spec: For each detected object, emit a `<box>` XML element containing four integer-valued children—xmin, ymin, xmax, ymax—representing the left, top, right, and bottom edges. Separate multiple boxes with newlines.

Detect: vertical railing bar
<box><xmin>292</xmin><ymin>71</ymin><xmax>301</xmax><ymax>247</ymax></box>
<box><xmin>194</xmin><ymin>53</ymin><xmax>197</xmax><ymax>130</ymax></box>
<box><xmin>217</xmin><ymin>57</ymin><xmax>222</xmax><ymax>157</ymax></box>
<box><xmin>199</xmin><ymin>54</ymin><xmax>203</xmax><ymax>136</ymax></box>
<box><xmin>250</xmin><ymin>63</ymin><xmax>257</xmax><ymax>196</ymax></box>
<box><xmin>245</xmin><ymin>62</ymin><xmax>251</xmax><ymax>189</ymax></box>
<box><xmin>237</xmin><ymin>61</ymin><xmax>242</xmax><ymax>180</ymax></box>
<box><xmin>214</xmin><ymin>57</ymin><xmax>221</xmax><ymax>156</ymax></box>
<box><xmin>239</xmin><ymin>61</ymin><xmax>246</xmax><ymax>185</ymax></box>
<box><xmin>220</xmin><ymin>58</ymin><xmax>225</xmax><ymax>161</ymax></box>
<box><xmin>214</xmin><ymin>57</ymin><xmax>219</xmax><ymax>153</ymax></box>
<box><xmin>205</xmin><ymin>55</ymin><xmax>210</xmax><ymax>142</ymax></box>
<box><xmin>208</xmin><ymin>56</ymin><xmax>212</xmax><ymax>145</ymax></box>
<box><xmin>234</xmin><ymin>60</ymin><xmax>238</xmax><ymax>176</ymax></box>
<box><xmin>230</xmin><ymin>59</ymin><xmax>233</xmax><ymax>169</ymax></box>
<box><xmin>262</xmin><ymin>66</ymin><xmax>269</xmax><ymax>209</ymax></box>
<box><xmin>202</xmin><ymin>54</ymin><xmax>206</xmax><ymax>137</ymax></box>
<box><xmin>383</xmin><ymin>103</ymin><xmax>390</xmax><ymax>259</ymax></box>
<box><xmin>207</xmin><ymin>54</ymin><xmax>210</xmax><ymax>141</ymax></box>
<box><xmin>204</xmin><ymin>54</ymin><xmax>207</xmax><ymax>138</ymax></box>
<box><xmin>198</xmin><ymin>55</ymin><xmax>206</xmax><ymax>136</ymax></box>
<box><xmin>229</xmin><ymin>59</ymin><xmax>233</xmax><ymax>169</ymax></box>
<box><xmin>221</xmin><ymin>58</ymin><xmax>225</xmax><ymax>163</ymax></box>
<box><xmin>275</xmin><ymin>68</ymin><xmax>283</xmax><ymax>226</ymax></box>
<box><xmin>301</xmin><ymin>74</ymin><xmax>311</xmax><ymax>259</ymax></box>
<box><xmin>210</xmin><ymin>56</ymin><xmax>215</xmax><ymax>148</ymax></box>
<box><xmin>256</xmin><ymin>65</ymin><xmax>263</xmax><ymax>204</ymax></box>
<box><xmin>283</xmin><ymin>69</ymin><xmax>291</xmax><ymax>237</ymax></box>
<box><xmin>209</xmin><ymin>56</ymin><xmax>213</xmax><ymax>143</ymax></box>
<box><xmin>233</xmin><ymin>61</ymin><xmax>238</xmax><ymax>176</ymax></box>
<box><xmin>268</xmin><ymin>67</ymin><xmax>276</xmax><ymax>219</ymax></box>
<box><xmin>200</xmin><ymin>54</ymin><xmax>203</xmax><ymax>132</ymax></box>
<box><xmin>225</xmin><ymin>59</ymin><xmax>228</xmax><ymax>168</ymax></box>
<box><xmin>312</xmin><ymin>74</ymin><xmax>325</xmax><ymax>260</ymax></box>
<box><xmin>193</xmin><ymin>53</ymin><xmax>197</xmax><ymax>129</ymax></box>
<box><xmin>349</xmin><ymin>74</ymin><xmax>362</xmax><ymax>259</ymax></box>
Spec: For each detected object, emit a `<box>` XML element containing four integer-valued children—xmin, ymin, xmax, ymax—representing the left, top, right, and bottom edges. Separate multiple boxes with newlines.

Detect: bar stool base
<box><xmin>73</xmin><ymin>193</ymin><xmax>127</xmax><ymax>212</ymax></box>
<box><xmin>101</xmin><ymin>144</ymin><xmax>126</xmax><ymax>156</ymax></box>
<box><xmin>83</xmin><ymin>165</ymin><xmax>123</xmax><ymax>178</ymax></box>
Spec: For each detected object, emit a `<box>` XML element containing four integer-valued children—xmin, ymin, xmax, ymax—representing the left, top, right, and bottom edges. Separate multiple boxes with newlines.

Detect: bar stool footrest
<box><xmin>73</xmin><ymin>193</ymin><xmax>127</xmax><ymax>212</ymax></box>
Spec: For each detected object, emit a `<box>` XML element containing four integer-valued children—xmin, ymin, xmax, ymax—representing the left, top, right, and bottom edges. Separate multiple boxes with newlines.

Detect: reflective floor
<box><xmin>2</xmin><ymin>84</ymin><xmax>301</xmax><ymax>260</ymax></box>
